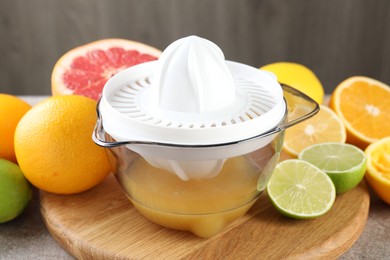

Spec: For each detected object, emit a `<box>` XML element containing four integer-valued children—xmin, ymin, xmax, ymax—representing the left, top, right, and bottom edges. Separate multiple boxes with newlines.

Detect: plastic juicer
<box><xmin>93</xmin><ymin>35</ymin><xmax>319</xmax><ymax>238</ymax></box>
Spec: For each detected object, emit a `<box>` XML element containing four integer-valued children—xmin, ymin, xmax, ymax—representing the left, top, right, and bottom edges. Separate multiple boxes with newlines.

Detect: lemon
<box><xmin>267</xmin><ymin>159</ymin><xmax>336</xmax><ymax>219</ymax></box>
<box><xmin>299</xmin><ymin>142</ymin><xmax>366</xmax><ymax>194</ymax></box>
<box><xmin>260</xmin><ymin>62</ymin><xmax>324</xmax><ymax>104</ymax></box>
<box><xmin>0</xmin><ymin>159</ymin><xmax>32</xmax><ymax>223</ymax></box>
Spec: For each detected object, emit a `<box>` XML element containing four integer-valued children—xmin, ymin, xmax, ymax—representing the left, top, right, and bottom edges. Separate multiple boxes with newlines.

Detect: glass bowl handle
<box><xmin>278</xmin><ymin>83</ymin><xmax>320</xmax><ymax>131</ymax></box>
<box><xmin>92</xmin><ymin>100</ymin><xmax>134</xmax><ymax>148</ymax></box>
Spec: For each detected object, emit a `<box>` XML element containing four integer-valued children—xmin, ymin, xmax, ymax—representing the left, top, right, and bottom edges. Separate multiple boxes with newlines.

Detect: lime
<box><xmin>267</xmin><ymin>159</ymin><xmax>336</xmax><ymax>219</ymax></box>
<box><xmin>0</xmin><ymin>159</ymin><xmax>32</xmax><ymax>223</ymax></box>
<box><xmin>299</xmin><ymin>142</ymin><xmax>366</xmax><ymax>193</ymax></box>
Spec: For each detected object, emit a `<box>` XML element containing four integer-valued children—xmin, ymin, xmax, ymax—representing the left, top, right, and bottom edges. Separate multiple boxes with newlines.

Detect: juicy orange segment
<box><xmin>365</xmin><ymin>137</ymin><xmax>390</xmax><ymax>204</ymax></box>
<box><xmin>330</xmin><ymin>76</ymin><xmax>390</xmax><ymax>149</ymax></box>
<box><xmin>283</xmin><ymin>105</ymin><xmax>346</xmax><ymax>157</ymax></box>
<box><xmin>370</xmin><ymin>139</ymin><xmax>390</xmax><ymax>173</ymax></box>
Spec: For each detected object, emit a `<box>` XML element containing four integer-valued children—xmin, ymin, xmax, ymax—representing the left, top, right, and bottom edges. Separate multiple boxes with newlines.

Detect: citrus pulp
<box><xmin>365</xmin><ymin>137</ymin><xmax>390</xmax><ymax>204</ymax></box>
<box><xmin>51</xmin><ymin>38</ymin><xmax>161</xmax><ymax>100</ymax></box>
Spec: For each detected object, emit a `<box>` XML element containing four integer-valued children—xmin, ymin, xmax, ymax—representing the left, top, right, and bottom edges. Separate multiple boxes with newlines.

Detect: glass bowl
<box><xmin>104</xmin><ymin>131</ymin><xmax>284</xmax><ymax>238</ymax></box>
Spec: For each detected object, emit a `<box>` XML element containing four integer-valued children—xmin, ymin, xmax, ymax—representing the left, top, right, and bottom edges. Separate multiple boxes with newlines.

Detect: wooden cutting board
<box><xmin>40</xmin><ymin>170</ymin><xmax>370</xmax><ymax>259</ymax></box>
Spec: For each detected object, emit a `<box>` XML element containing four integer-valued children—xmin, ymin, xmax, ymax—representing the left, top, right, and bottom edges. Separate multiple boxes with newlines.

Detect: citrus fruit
<box><xmin>283</xmin><ymin>105</ymin><xmax>347</xmax><ymax>157</ymax></box>
<box><xmin>329</xmin><ymin>76</ymin><xmax>390</xmax><ymax>149</ymax></box>
<box><xmin>0</xmin><ymin>94</ymin><xmax>31</xmax><ymax>163</ymax></box>
<box><xmin>299</xmin><ymin>142</ymin><xmax>366</xmax><ymax>194</ymax></box>
<box><xmin>51</xmin><ymin>38</ymin><xmax>161</xmax><ymax>101</ymax></box>
<box><xmin>260</xmin><ymin>62</ymin><xmax>324</xmax><ymax>104</ymax></box>
<box><xmin>14</xmin><ymin>95</ymin><xmax>111</xmax><ymax>194</ymax></box>
<box><xmin>0</xmin><ymin>159</ymin><xmax>32</xmax><ymax>223</ymax></box>
<box><xmin>267</xmin><ymin>159</ymin><xmax>336</xmax><ymax>219</ymax></box>
<box><xmin>365</xmin><ymin>137</ymin><xmax>390</xmax><ymax>204</ymax></box>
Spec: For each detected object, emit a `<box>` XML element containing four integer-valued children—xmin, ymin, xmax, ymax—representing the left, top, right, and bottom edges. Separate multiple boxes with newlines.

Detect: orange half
<box><xmin>330</xmin><ymin>76</ymin><xmax>390</xmax><ymax>149</ymax></box>
<box><xmin>283</xmin><ymin>105</ymin><xmax>347</xmax><ymax>157</ymax></box>
<box><xmin>365</xmin><ymin>137</ymin><xmax>390</xmax><ymax>204</ymax></box>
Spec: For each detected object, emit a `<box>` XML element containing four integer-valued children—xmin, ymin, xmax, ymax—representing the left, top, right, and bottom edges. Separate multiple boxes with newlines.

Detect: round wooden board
<box><xmin>40</xmin><ymin>171</ymin><xmax>369</xmax><ymax>259</ymax></box>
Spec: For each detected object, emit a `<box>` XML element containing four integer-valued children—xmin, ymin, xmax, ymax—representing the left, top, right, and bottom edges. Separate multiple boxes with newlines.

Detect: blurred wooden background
<box><xmin>1</xmin><ymin>0</ymin><xmax>390</xmax><ymax>95</ymax></box>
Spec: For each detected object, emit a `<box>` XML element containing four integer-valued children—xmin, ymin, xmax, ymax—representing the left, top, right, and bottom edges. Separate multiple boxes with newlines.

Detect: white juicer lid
<box><xmin>99</xmin><ymin>36</ymin><xmax>286</xmax><ymax>146</ymax></box>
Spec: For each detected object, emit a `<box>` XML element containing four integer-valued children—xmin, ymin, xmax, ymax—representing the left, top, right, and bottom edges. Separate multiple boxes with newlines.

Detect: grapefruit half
<box><xmin>51</xmin><ymin>38</ymin><xmax>161</xmax><ymax>100</ymax></box>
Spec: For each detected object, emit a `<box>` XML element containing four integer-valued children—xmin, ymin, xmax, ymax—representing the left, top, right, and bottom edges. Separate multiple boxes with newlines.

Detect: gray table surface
<box><xmin>1</xmin><ymin>96</ymin><xmax>389</xmax><ymax>259</ymax></box>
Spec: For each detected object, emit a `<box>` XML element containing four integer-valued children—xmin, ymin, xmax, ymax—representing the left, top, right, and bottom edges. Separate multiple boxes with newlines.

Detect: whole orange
<box><xmin>14</xmin><ymin>95</ymin><xmax>111</xmax><ymax>194</ymax></box>
<box><xmin>0</xmin><ymin>94</ymin><xmax>31</xmax><ymax>163</ymax></box>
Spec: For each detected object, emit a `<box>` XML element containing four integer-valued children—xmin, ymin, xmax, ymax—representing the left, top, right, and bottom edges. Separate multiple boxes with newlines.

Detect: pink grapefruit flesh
<box><xmin>51</xmin><ymin>39</ymin><xmax>161</xmax><ymax>100</ymax></box>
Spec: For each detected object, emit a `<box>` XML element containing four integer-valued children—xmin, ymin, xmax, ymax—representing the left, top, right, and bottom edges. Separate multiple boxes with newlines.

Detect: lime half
<box><xmin>267</xmin><ymin>159</ymin><xmax>336</xmax><ymax>219</ymax></box>
<box><xmin>299</xmin><ymin>142</ymin><xmax>366</xmax><ymax>193</ymax></box>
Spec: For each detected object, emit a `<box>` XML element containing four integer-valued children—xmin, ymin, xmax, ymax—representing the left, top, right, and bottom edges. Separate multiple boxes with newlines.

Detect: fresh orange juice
<box><xmin>117</xmin><ymin>155</ymin><xmax>264</xmax><ymax>238</ymax></box>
